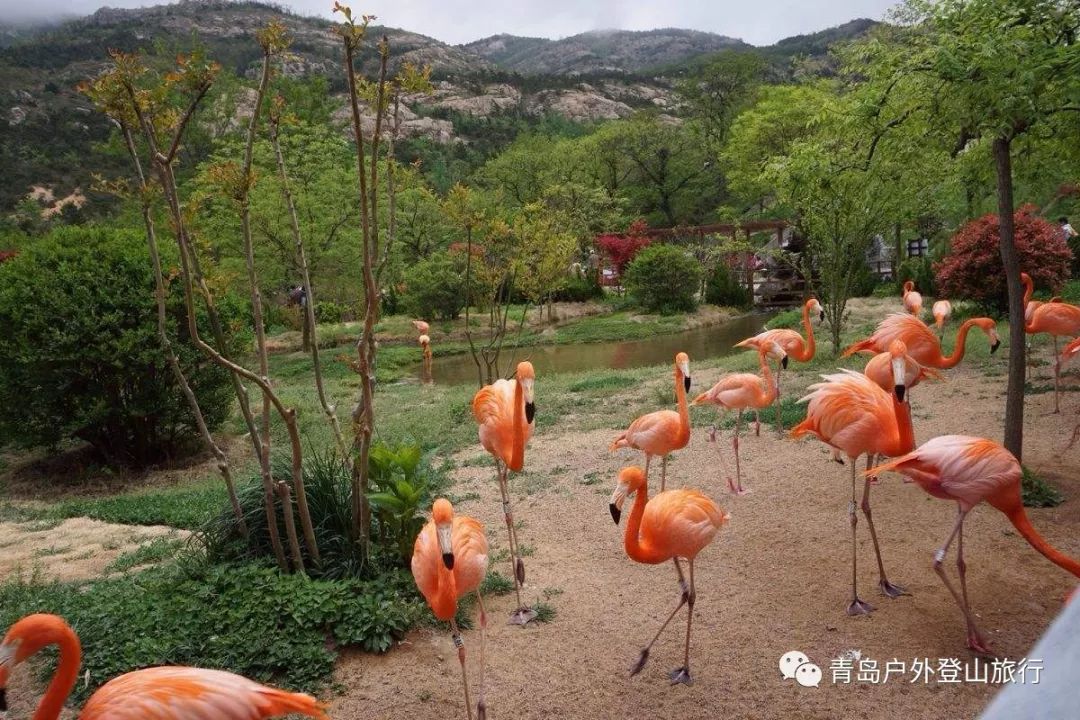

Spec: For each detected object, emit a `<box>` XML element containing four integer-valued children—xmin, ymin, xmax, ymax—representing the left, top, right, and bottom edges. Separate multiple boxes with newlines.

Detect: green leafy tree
<box><xmin>624</xmin><ymin>244</ymin><xmax>703</xmax><ymax>314</ymax></box>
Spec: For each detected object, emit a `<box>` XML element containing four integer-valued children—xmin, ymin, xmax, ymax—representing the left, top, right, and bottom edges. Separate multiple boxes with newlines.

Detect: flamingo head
<box><xmin>888</xmin><ymin>340</ymin><xmax>909</xmax><ymax>402</ymax></box>
<box><xmin>516</xmin><ymin>361</ymin><xmax>536</xmax><ymax>423</ymax></box>
<box><xmin>903</xmin><ymin>280</ymin><xmax>914</xmax><ymax>294</ymax></box>
<box><xmin>609</xmin><ymin>466</ymin><xmax>646</xmax><ymax>525</ymax></box>
<box><xmin>808</xmin><ymin>297</ymin><xmax>824</xmax><ymax>322</ymax></box>
<box><xmin>675</xmin><ymin>352</ymin><xmax>691</xmax><ymax>392</ymax></box>
<box><xmin>769</xmin><ymin>341</ymin><xmax>789</xmax><ymax>370</ymax></box>
<box><xmin>972</xmin><ymin>318</ymin><xmax>1000</xmax><ymax>353</ymax></box>
<box><xmin>0</xmin><ymin>613</ymin><xmax>73</xmax><ymax>708</ymax></box>
<box><xmin>432</xmin><ymin>499</ymin><xmax>455</xmax><ymax>569</ymax></box>
<box><xmin>417</xmin><ymin>334</ymin><xmax>430</xmax><ymax>348</ymax></box>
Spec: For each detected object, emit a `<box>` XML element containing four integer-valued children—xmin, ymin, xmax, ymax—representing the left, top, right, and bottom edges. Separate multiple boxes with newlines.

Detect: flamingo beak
<box><xmin>523</xmin><ymin>380</ymin><xmax>536</xmax><ymax>423</ymax></box>
<box><xmin>892</xmin><ymin>356</ymin><xmax>907</xmax><ymax>403</ymax></box>
<box><xmin>609</xmin><ymin>503</ymin><xmax>621</xmax><ymax>525</ymax></box>
<box><xmin>437</xmin><ymin>524</ymin><xmax>454</xmax><ymax>569</ymax></box>
<box><xmin>525</xmin><ymin>402</ymin><xmax>536</xmax><ymax>424</ymax></box>
<box><xmin>683</xmin><ymin>375</ymin><xmax>691</xmax><ymax>393</ymax></box>
<box><xmin>0</xmin><ymin>687</ymin><xmax>7</xmax><ymax>714</ymax></box>
<box><xmin>609</xmin><ymin>485</ymin><xmax>627</xmax><ymax>525</ymax></box>
<box><xmin>990</xmin><ymin>339</ymin><xmax>1000</xmax><ymax>354</ymax></box>
<box><xmin>781</xmin><ymin>355</ymin><xmax>789</xmax><ymax>370</ymax></box>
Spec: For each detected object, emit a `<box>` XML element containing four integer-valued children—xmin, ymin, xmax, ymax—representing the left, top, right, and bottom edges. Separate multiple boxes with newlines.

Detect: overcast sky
<box><xmin>2</xmin><ymin>0</ymin><xmax>900</xmax><ymax>45</ymax></box>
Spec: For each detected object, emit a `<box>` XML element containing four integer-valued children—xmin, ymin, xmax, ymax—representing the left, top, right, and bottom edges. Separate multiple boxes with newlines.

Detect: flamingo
<box><xmin>869</xmin><ymin>436</ymin><xmax>1080</xmax><ymax>653</ymax></box>
<box><xmin>791</xmin><ymin>345</ymin><xmax>915</xmax><ymax>615</ymax></box>
<box><xmin>691</xmin><ymin>342</ymin><xmax>786</xmax><ymax>495</ymax></box>
<box><xmin>862</xmin><ymin>344</ymin><xmax>941</xmax><ymax>393</ymax></box>
<box><xmin>412</xmin><ymin>319</ymin><xmax>430</xmax><ymax>335</ymax></box>
<box><xmin>419</xmin><ymin>334</ymin><xmax>433</xmax><ymax>383</ymax></box>
<box><xmin>412</xmin><ymin>499</ymin><xmax>489</xmax><ymax>720</ymax></box>
<box><xmin>842</xmin><ymin>313</ymin><xmax>1000</xmax><ymax>369</ymax></box>
<box><xmin>931</xmin><ymin>299</ymin><xmax>952</xmax><ymax>338</ymax></box>
<box><xmin>902</xmin><ymin>280</ymin><xmax>923</xmax><ymax>317</ymax></box>
<box><xmin>734</xmin><ymin>297</ymin><xmax>823</xmax><ymax>434</ymax></box>
<box><xmin>1021</xmin><ymin>272</ymin><xmax>1062</xmax><ymax>325</ymax></box>
<box><xmin>611</xmin><ymin>352</ymin><xmax>692</xmax><ymax>492</ymax></box>
<box><xmin>1060</xmin><ymin>337</ymin><xmax>1080</xmax><ymax>447</ymax></box>
<box><xmin>472</xmin><ymin>360</ymin><xmax>536</xmax><ymax>624</ymax></box>
<box><xmin>608</xmin><ymin>466</ymin><xmax>729</xmax><ymax>685</ymax></box>
<box><xmin>1025</xmin><ymin>300</ymin><xmax>1080</xmax><ymax>413</ymax></box>
<box><xmin>0</xmin><ymin>614</ymin><xmax>326</xmax><ymax>719</ymax></box>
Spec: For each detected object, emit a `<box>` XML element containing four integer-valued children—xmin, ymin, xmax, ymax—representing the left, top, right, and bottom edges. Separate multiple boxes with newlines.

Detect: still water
<box><xmin>415</xmin><ymin>312</ymin><xmax>778</xmax><ymax>386</ymax></box>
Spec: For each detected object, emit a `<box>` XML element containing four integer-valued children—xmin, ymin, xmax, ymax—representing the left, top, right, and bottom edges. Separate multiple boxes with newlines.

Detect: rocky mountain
<box><xmin>464</xmin><ymin>28</ymin><xmax>750</xmax><ymax>75</ymax></box>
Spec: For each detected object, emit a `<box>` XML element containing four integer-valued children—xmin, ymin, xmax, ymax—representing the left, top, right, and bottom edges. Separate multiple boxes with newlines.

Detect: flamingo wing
<box><xmin>793</xmin><ymin>370</ymin><xmax>895</xmax><ymax>458</ymax></box>
<box><xmin>1061</xmin><ymin>337</ymin><xmax>1080</xmax><ymax>367</ymax></box>
<box><xmin>697</xmin><ymin>373</ymin><xmax>766</xmax><ymax>410</ymax></box>
<box><xmin>1030</xmin><ymin>302</ymin><xmax>1080</xmax><ymax>337</ymax></box>
<box><xmin>642</xmin><ymin>489</ymin><xmax>727</xmax><ymax>560</ymax></box>
<box><xmin>871</xmin><ymin>314</ymin><xmax>941</xmax><ymax>366</ymax></box>
<box><xmin>616</xmin><ymin>410</ymin><xmax>681</xmax><ymax>455</ymax></box>
<box><xmin>80</xmin><ymin>667</ymin><xmax>327</xmax><ymax>720</ymax></box>
<box><xmin>451</xmin><ymin>515</ymin><xmax>489</xmax><ymax>595</ymax></box>
<box><xmin>932</xmin><ymin>300</ymin><xmax>952</xmax><ymax>324</ymax></box>
<box><xmin>411</xmin><ymin>519</ymin><xmax>442</xmax><ymax>608</ymax></box>
<box><xmin>473</xmin><ymin>379</ymin><xmax>516</xmax><ymax>463</ymax></box>
<box><xmin>904</xmin><ymin>291</ymin><xmax>923</xmax><ymax>315</ymax></box>
<box><xmin>737</xmin><ymin>329</ymin><xmax>803</xmax><ymax>357</ymax></box>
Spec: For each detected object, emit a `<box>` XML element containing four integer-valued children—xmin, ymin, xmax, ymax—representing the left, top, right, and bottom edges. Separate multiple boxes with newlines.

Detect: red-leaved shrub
<box><xmin>934</xmin><ymin>205</ymin><xmax>1071</xmax><ymax>311</ymax></box>
<box><xmin>595</xmin><ymin>219</ymin><xmax>652</xmax><ymax>277</ymax></box>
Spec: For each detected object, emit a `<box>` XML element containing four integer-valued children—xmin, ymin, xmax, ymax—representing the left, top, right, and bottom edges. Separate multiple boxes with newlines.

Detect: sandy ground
<box><xmin>330</xmin><ymin>365</ymin><xmax>1080</xmax><ymax>720</ymax></box>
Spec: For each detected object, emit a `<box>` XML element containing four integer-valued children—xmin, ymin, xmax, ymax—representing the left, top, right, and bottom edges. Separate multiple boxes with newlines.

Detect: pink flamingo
<box><xmin>931</xmin><ymin>299</ymin><xmax>952</xmax><ymax>338</ymax></box>
<box><xmin>843</xmin><ymin>313</ymin><xmax>999</xmax><ymax>369</ymax></box>
<box><xmin>902</xmin><ymin>280</ymin><xmax>923</xmax><ymax>317</ymax></box>
<box><xmin>870</xmin><ymin>435</ymin><xmax>1080</xmax><ymax>653</ymax></box>
<box><xmin>692</xmin><ymin>342</ymin><xmax>785</xmax><ymax>495</ymax></box>
<box><xmin>1025</xmin><ymin>300</ymin><xmax>1080</xmax><ymax>413</ymax></box>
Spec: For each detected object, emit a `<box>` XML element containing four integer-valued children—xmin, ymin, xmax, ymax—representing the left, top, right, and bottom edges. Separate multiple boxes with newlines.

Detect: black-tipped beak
<box><xmin>609</xmin><ymin>503</ymin><xmax>621</xmax><ymax>525</ymax></box>
<box><xmin>683</xmin><ymin>376</ymin><xmax>691</xmax><ymax>392</ymax></box>
<box><xmin>894</xmin><ymin>384</ymin><xmax>906</xmax><ymax>403</ymax></box>
<box><xmin>525</xmin><ymin>402</ymin><xmax>535</xmax><ymax>424</ymax></box>
<box><xmin>442</xmin><ymin>552</ymin><xmax>454</xmax><ymax>570</ymax></box>
<box><xmin>0</xmin><ymin>687</ymin><xmax>7</xmax><ymax>712</ymax></box>
<box><xmin>991</xmin><ymin>340</ymin><xmax>1000</xmax><ymax>354</ymax></box>
<box><xmin>781</xmin><ymin>356</ymin><xmax>789</xmax><ymax>370</ymax></box>
<box><xmin>819</xmin><ymin>311</ymin><xmax>825</xmax><ymax>321</ymax></box>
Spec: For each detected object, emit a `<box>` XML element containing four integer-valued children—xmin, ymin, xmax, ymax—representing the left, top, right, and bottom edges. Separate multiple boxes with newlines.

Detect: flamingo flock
<box><xmin>5</xmin><ymin>287</ymin><xmax>1080</xmax><ymax>718</ymax></box>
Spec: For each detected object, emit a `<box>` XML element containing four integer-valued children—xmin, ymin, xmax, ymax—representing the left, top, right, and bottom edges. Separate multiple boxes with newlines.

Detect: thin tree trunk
<box><xmin>993</xmin><ymin>136</ymin><xmax>1025</xmax><ymax>460</ymax></box>
<box><xmin>276</xmin><ymin>480</ymin><xmax>305</xmax><ymax>573</ymax></box>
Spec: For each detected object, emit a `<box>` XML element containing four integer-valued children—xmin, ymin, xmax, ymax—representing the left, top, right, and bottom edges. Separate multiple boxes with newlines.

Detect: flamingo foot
<box><xmin>869</xmin><ymin>475</ymin><xmax>881</xmax><ymax>486</ymax></box>
<box><xmin>846</xmin><ymin>597</ymin><xmax>876</xmax><ymax>616</ymax></box>
<box><xmin>477</xmin><ymin>702</ymin><xmax>487</xmax><ymax>720</ymax></box>
<box><xmin>966</xmin><ymin>632</ymin><xmax>993</xmax><ymax>656</ymax></box>
<box><xmin>879</xmin><ymin>580</ymin><xmax>909</xmax><ymax>598</ymax></box>
<box><xmin>508</xmin><ymin>607</ymin><xmax>537</xmax><ymax>626</ymax></box>
<box><xmin>629</xmin><ymin>648</ymin><xmax>650</xmax><ymax>677</ymax></box>
<box><xmin>669</xmin><ymin>667</ymin><xmax>693</xmax><ymax>685</ymax></box>
<box><xmin>834</xmin><ymin>457</ymin><xmax>845</xmax><ymax>466</ymax></box>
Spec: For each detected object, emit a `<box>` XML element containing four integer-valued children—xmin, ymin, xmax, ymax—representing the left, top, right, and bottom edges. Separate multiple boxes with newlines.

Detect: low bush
<box><xmin>897</xmin><ymin>256</ymin><xmax>936</xmax><ymax>297</ymax></box>
<box><xmin>704</xmin><ymin>261</ymin><xmax>751</xmax><ymax>309</ymax></box>
<box><xmin>401</xmin><ymin>251</ymin><xmax>467</xmax><ymax>320</ymax></box>
<box><xmin>623</xmin><ymin>244</ymin><xmax>702</xmax><ymax>314</ymax></box>
<box><xmin>314</xmin><ymin>300</ymin><xmax>348</xmax><ymax>324</ymax></box>
<box><xmin>1021</xmin><ymin>466</ymin><xmax>1064</xmax><ymax>508</ymax></box>
<box><xmin>552</xmin><ymin>271</ymin><xmax>604</xmax><ymax>302</ymax></box>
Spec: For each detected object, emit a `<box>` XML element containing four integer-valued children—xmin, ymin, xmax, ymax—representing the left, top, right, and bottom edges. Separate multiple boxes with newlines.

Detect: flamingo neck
<box><xmin>432</xmin><ymin>559</ymin><xmax>459</xmax><ymax>619</ymax></box>
<box><xmin>674</xmin><ymin>366</ymin><xmax>690</xmax><ymax>445</ymax></box>
<box><xmin>624</xmin><ymin>480</ymin><xmax>668</xmax><ymax>564</ymax></box>
<box><xmin>758</xmin><ymin>354</ymin><xmax>777</xmax><ymax>404</ymax></box>
<box><xmin>885</xmin><ymin>394</ymin><xmax>915</xmax><ymax>457</ymax></box>
<box><xmin>941</xmin><ymin>320</ymin><xmax>976</xmax><ymax>368</ymax></box>
<box><xmin>1022</xmin><ymin>275</ymin><xmax>1033</xmax><ymax>308</ymax></box>
<box><xmin>798</xmin><ymin>302</ymin><xmax>815</xmax><ymax>361</ymax></box>
<box><xmin>510</xmin><ymin>379</ymin><xmax>524</xmax><ymax>471</ymax></box>
<box><xmin>33</xmin><ymin>626</ymin><xmax>81</xmax><ymax>720</ymax></box>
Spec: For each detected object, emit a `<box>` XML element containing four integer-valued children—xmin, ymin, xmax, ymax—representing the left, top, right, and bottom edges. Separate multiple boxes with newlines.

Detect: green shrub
<box><xmin>704</xmin><ymin>261</ymin><xmax>751</xmax><ymax>309</ymax></box>
<box><xmin>623</xmin><ymin>244</ymin><xmax>702</xmax><ymax>314</ymax></box>
<box><xmin>0</xmin><ymin>227</ymin><xmax>240</xmax><ymax>467</ymax></box>
<box><xmin>553</xmin><ymin>271</ymin><xmax>604</xmax><ymax>302</ymax></box>
<box><xmin>402</xmin><ymin>251</ymin><xmax>467</xmax><ymax>320</ymax></box>
<box><xmin>1021</xmin><ymin>466</ymin><xmax>1064</xmax><ymax>508</ymax></box>
<box><xmin>314</xmin><ymin>300</ymin><xmax>348</xmax><ymax>324</ymax></box>
<box><xmin>765</xmin><ymin>308</ymin><xmax>801</xmax><ymax>330</ymax></box>
<box><xmin>897</xmin><ymin>256</ymin><xmax>936</xmax><ymax>297</ymax></box>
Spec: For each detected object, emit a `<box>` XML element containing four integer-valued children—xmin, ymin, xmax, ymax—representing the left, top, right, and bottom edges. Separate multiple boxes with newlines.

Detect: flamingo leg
<box><xmin>847</xmin><ymin>458</ymin><xmax>875</xmax><ymax>616</ymax></box>
<box><xmin>729</xmin><ymin>410</ymin><xmax>748</xmax><ymax>495</ymax></box>
<box><xmin>497</xmin><ymin>461</ymin><xmax>535</xmax><ymax>625</ymax></box>
<box><xmin>660</xmin><ymin>455</ymin><xmax>668</xmax><ymax>492</ymax></box>
<box><xmin>774</xmin><ymin>363</ymin><xmax>784</xmax><ymax>435</ymax></box>
<box><xmin>860</xmin><ymin>460</ymin><xmax>908</xmax><ymax>599</ymax></box>
<box><xmin>643</xmin><ymin>454</ymin><xmax>652</xmax><ymax>489</ymax></box>
<box><xmin>933</xmin><ymin>506</ymin><xmax>990</xmax><ymax>654</ymax></box>
<box><xmin>630</xmin><ymin>559</ymin><xmax>689</xmax><ymax>678</ymax></box>
<box><xmin>669</xmin><ymin>559</ymin><xmax>696</xmax><ymax>685</ymax></box>
<box><xmin>754</xmin><ymin>410</ymin><xmax>761</xmax><ymax>437</ymax></box>
<box><xmin>1068</xmin><ymin>422</ymin><xmax>1080</xmax><ymax>449</ymax></box>
<box><xmin>450</xmin><ymin>619</ymin><xmax>474</xmax><ymax>720</ymax></box>
<box><xmin>475</xmin><ymin>591</ymin><xmax>487</xmax><ymax>720</ymax></box>
<box><xmin>1054</xmin><ymin>336</ymin><xmax>1061</xmax><ymax>413</ymax></box>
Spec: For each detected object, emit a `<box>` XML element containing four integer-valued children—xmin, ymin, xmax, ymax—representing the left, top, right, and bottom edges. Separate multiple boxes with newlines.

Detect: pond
<box><xmin>414</xmin><ymin>311</ymin><xmax>779</xmax><ymax>386</ymax></box>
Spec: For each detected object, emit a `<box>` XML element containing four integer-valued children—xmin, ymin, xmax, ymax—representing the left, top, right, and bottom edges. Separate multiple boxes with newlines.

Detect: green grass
<box><xmin>104</xmin><ymin>535</ymin><xmax>185</xmax><ymax>574</ymax></box>
<box><xmin>1021</xmin><ymin>466</ymin><xmax>1064</xmax><ymax>508</ymax></box>
<box><xmin>53</xmin><ymin>479</ymin><xmax>228</xmax><ymax>530</ymax></box>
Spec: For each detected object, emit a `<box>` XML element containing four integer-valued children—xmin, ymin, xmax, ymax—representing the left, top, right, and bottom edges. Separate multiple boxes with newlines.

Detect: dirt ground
<box><xmin>330</xmin><ymin>364</ymin><xmax>1080</xmax><ymax>720</ymax></box>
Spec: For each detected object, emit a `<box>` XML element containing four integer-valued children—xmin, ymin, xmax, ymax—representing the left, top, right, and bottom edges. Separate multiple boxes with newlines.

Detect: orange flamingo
<box><xmin>0</xmin><ymin>614</ymin><xmax>326</xmax><ymax>719</ymax></box>
<box><xmin>419</xmin><ymin>334</ymin><xmax>433</xmax><ymax>383</ymax></box>
<box><xmin>862</xmin><ymin>343</ymin><xmax>941</xmax><ymax>393</ymax></box>
<box><xmin>843</xmin><ymin>313</ymin><xmax>999</xmax><ymax>369</ymax></box>
<box><xmin>869</xmin><ymin>435</ymin><xmax>1080</xmax><ymax>653</ymax></box>
<box><xmin>931</xmin><ymin>299</ymin><xmax>952</xmax><ymax>337</ymax></box>
<box><xmin>692</xmin><ymin>342</ymin><xmax>785</xmax><ymax>495</ymax></box>
<box><xmin>1060</xmin><ymin>337</ymin><xmax>1080</xmax><ymax>445</ymax></box>
<box><xmin>611</xmin><ymin>352</ymin><xmax>691</xmax><ymax>492</ymax></box>
<box><xmin>791</xmin><ymin>347</ymin><xmax>915</xmax><ymax>615</ymax></box>
<box><xmin>1025</xmin><ymin>300</ymin><xmax>1080</xmax><ymax>413</ymax></box>
<box><xmin>412</xmin><ymin>319</ymin><xmax>430</xmax><ymax>335</ymax></box>
<box><xmin>412</xmin><ymin>499</ymin><xmax>490</xmax><ymax>720</ymax></box>
<box><xmin>609</xmin><ymin>466</ymin><xmax>729</xmax><ymax>685</ymax></box>
<box><xmin>734</xmin><ymin>297</ymin><xmax>823</xmax><ymax>434</ymax></box>
<box><xmin>1021</xmin><ymin>271</ymin><xmax>1062</xmax><ymax>325</ymax></box>
<box><xmin>902</xmin><ymin>280</ymin><xmax>923</xmax><ymax>317</ymax></box>
<box><xmin>472</xmin><ymin>360</ymin><xmax>536</xmax><ymax>624</ymax></box>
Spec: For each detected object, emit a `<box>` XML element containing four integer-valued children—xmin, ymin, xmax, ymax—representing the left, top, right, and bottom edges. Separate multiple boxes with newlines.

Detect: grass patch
<box><xmin>532</xmin><ymin>602</ymin><xmax>557</xmax><ymax>623</ymax></box>
<box><xmin>1021</xmin><ymin>466</ymin><xmax>1064</xmax><ymax>508</ymax></box>
<box><xmin>104</xmin><ymin>536</ymin><xmax>184</xmax><ymax>574</ymax></box>
<box><xmin>53</xmin><ymin>479</ymin><xmax>226</xmax><ymax>530</ymax></box>
<box><xmin>568</xmin><ymin>374</ymin><xmax>639</xmax><ymax>393</ymax></box>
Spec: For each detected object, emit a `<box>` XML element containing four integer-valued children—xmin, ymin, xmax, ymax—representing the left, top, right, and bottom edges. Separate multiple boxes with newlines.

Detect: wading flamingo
<box><xmin>412</xmin><ymin>319</ymin><xmax>430</xmax><ymax>335</ymax></box>
<box><xmin>843</xmin><ymin>313</ymin><xmax>1000</xmax><ymax>369</ymax></box>
<box><xmin>473</xmin><ymin>361</ymin><xmax>536</xmax><ymax>624</ymax></box>
<box><xmin>791</xmin><ymin>346</ymin><xmax>915</xmax><ymax>615</ymax></box>
<box><xmin>609</xmin><ymin>466</ymin><xmax>728</xmax><ymax>685</ymax></box>
<box><xmin>869</xmin><ymin>436</ymin><xmax>1080</xmax><ymax>653</ymax></box>
<box><xmin>902</xmin><ymin>281</ymin><xmax>923</xmax><ymax>317</ymax></box>
<box><xmin>611</xmin><ymin>353</ymin><xmax>691</xmax><ymax>492</ymax></box>
<box><xmin>692</xmin><ymin>342</ymin><xmax>786</xmax><ymax>495</ymax></box>
<box><xmin>734</xmin><ymin>297</ymin><xmax>823</xmax><ymax>434</ymax></box>
<box><xmin>419</xmin><ymin>334</ymin><xmax>433</xmax><ymax>383</ymax></box>
<box><xmin>1025</xmin><ymin>300</ymin><xmax>1080</xmax><ymax>413</ymax></box>
<box><xmin>412</xmin><ymin>499</ymin><xmax>489</xmax><ymax>720</ymax></box>
<box><xmin>0</xmin><ymin>614</ymin><xmax>326</xmax><ymax>719</ymax></box>
<box><xmin>932</xmin><ymin>299</ymin><xmax>952</xmax><ymax>338</ymax></box>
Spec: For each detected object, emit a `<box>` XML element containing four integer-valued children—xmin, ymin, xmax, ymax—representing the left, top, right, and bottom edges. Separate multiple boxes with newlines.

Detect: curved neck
<box><xmin>433</xmin><ymin>560</ymin><xmax>459</xmax><ymax>619</ymax></box>
<box><xmin>798</xmin><ymin>302</ymin><xmax>815</xmax><ymax>361</ymax></box>
<box><xmin>34</xmin><ymin>627</ymin><xmax>81</xmax><ymax>720</ymax></box>
<box><xmin>1022</xmin><ymin>275</ymin><xmax>1033</xmax><ymax>308</ymax></box>
<box><xmin>624</xmin><ymin>480</ymin><xmax>668</xmax><ymax>564</ymax></box>
<box><xmin>883</xmin><ymin>394</ymin><xmax>915</xmax><ymax>457</ymax></box>
<box><xmin>510</xmin><ymin>379</ymin><xmax>525</xmax><ymax>471</ymax></box>
<box><xmin>941</xmin><ymin>320</ymin><xmax>978</xmax><ymax>368</ymax></box>
<box><xmin>758</xmin><ymin>353</ymin><xmax>778</xmax><ymax>404</ymax></box>
<box><xmin>674</xmin><ymin>366</ymin><xmax>690</xmax><ymax>444</ymax></box>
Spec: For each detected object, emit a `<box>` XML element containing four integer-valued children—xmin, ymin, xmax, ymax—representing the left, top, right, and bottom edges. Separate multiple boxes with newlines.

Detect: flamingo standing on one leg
<box><xmin>1059</xmin><ymin>337</ymin><xmax>1080</xmax><ymax>446</ymax></box>
<box><xmin>473</xmin><ymin>361</ymin><xmax>536</xmax><ymax>625</ymax></box>
<box><xmin>1025</xmin><ymin>300</ymin><xmax>1080</xmax><ymax>413</ymax></box>
<box><xmin>734</xmin><ymin>297</ymin><xmax>823</xmax><ymax>435</ymax></box>
<box><xmin>902</xmin><ymin>281</ymin><xmax>923</xmax><ymax>317</ymax></box>
<box><xmin>0</xmin><ymin>614</ymin><xmax>327</xmax><ymax>719</ymax></box>
<box><xmin>691</xmin><ymin>342</ymin><xmax>786</xmax><ymax>495</ymax></box>
<box><xmin>609</xmin><ymin>466</ymin><xmax>729</xmax><ymax>685</ymax></box>
<box><xmin>412</xmin><ymin>319</ymin><xmax>430</xmax><ymax>335</ymax></box>
<box><xmin>932</xmin><ymin>300</ymin><xmax>952</xmax><ymax>338</ymax></box>
<box><xmin>611</xmin><ymin>352</ymin><xmax>692</xmax><ymax>492</ymax></box>
<box><xmin>1021</xmin><ymin>271</ymin><xmax>1063</xmax><ymax>375</ymax></box>
<box><xmin>869</xmin><ymin>436</ymin><xmax>1080</xmax><ymax>653</ymax></box>
<box><xmin>412</xmin><ymin>499</ymin><xmax>490</xmax><ymax>719</ymax></box>
<box><xmin>843</xmin><ymin>313</ymin><xmax>1000</xmax><ymax>369</ymax></box>
<box><xmin>419</xmin><ymin>334</ymin><xmax>433</xmax><ymax>383</ymax></box>
<box><xmin>791</xmin><ymin>345</ymin><xmax>916</xmax><ymax>615</ymax></box>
